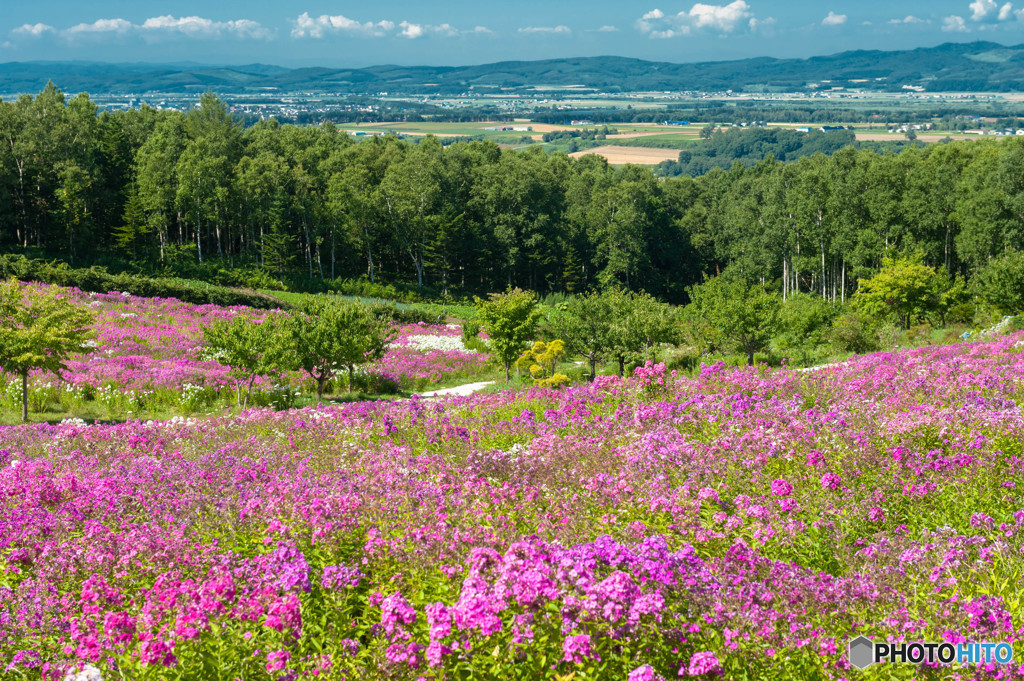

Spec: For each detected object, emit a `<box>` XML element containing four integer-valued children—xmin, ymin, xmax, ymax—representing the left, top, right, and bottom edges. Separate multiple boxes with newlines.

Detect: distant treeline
<box><xmin>655</xmin><ymin>128</ymin><xmax>916</xmax><ymax>177</ymax></box>
<box><xmin>3</xmin><ymin>85</ymin><xmax>1024</xmax><ymax>305</ymax></box>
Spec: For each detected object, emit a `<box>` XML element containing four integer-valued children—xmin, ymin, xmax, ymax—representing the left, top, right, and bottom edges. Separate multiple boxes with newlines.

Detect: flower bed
<box><xmin>2</xmin><ymin>335</ymin><xmax>1024</xmax><ymax>678</ymax></box>
<box><xmin>0</xmin><ymin>286</ymin><xmax>491</xmax><ymax>415</ymax></box>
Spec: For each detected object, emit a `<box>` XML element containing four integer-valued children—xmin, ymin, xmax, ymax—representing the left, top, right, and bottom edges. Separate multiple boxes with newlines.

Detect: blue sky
<box><xmin>3</xmin><ymin>1</ymin><xmax>1024</xmax><ymax>67</ymax></box>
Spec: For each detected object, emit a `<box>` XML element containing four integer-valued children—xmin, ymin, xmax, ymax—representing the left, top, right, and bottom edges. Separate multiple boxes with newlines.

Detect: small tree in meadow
<box><xmin>548</xmin><ymin>290</ymin><xmax>615</xmax><ymax>381</ymax></box>
<box><xmin>475</xmin><ymin>288</ymin><xmax>541</xmax><ymax>382</ymax></box>
<box><xmin>772</xmin><ymin>294</ymin><xmax>839</xmax><ymax>366</ymax></box>
<box><xmin>686</xmin><ymin>275</ymin><xmax>780</xmax><ymax>366</ymax></box>
<box><xmin>607</xmin><ymin>288</ymin><xmax>676</xmax><ymax>376</ymax></box>
<box><xmin>855</xmin><ymin>255</ymin><xmax>942</xmax><ymax>330</ymax></box>
<box><xmin>203</xmin><ymin>313</ymin><xmax>291</xmax><ymax>408</ymax></box>
<box><xmin>287</xmin><ymin>297</ymin><xmax>395</xmax><ymax>402</ymax></box>
<box><xmin>0</xmin><ymin>281</ymin><xmax>95</xmax><ymax>421</ymax></box>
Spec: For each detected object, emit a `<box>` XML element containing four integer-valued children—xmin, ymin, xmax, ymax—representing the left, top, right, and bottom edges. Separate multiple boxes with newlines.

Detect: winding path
<box><xmin>414</xmin><ymin>381</ymin><xmax>496</xmax><ymax>399</ymax></box>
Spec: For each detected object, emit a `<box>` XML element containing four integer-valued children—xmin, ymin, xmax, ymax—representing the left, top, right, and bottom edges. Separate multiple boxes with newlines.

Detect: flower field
<box><xmin>3</xmin><ymin>332</ymin><xmax>1024</xmax><ymax>679</ymax></box>
<box><xmin>0</xmin><ymin>286</ymin><xmax>490</xmax><ymax>417</ymax></box>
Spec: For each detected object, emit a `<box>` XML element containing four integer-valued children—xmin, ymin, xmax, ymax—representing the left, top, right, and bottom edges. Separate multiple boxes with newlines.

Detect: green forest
<box><xmin>3</xmin><ymin>85</ymin><xmax>1024</xmax><ymax>305</ymax></box>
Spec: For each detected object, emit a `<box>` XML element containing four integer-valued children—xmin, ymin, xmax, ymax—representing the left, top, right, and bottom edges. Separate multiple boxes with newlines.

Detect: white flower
<box><xmin>10</xmin><ymin>460</ymin><xmax>20</xmax><ymax>468</ymax></box>
<box><xmin>402</xmin><ymin>334</ymin><xmax>475</xmax><ymax>353</ymax></box>
<box><xmin>64</xmin><ymin>665</ymin><xmax>103</xmax><ymax>681</ymax></box>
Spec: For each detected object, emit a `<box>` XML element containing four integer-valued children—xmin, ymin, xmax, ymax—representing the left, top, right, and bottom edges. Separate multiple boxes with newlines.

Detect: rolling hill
<box><xmin>3</xmin><ymin>41</ymin><xmax>1024</xmax><ymax>95</ymax></box>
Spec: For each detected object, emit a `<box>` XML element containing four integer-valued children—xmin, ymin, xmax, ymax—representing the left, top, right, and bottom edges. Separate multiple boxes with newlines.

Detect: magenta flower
<box><xmin>685</xmin><ymin>651</ymin><xmax>722</xmax><ymax>676</ymax></box>
<box><xmin>563</xmin><ymin>634</ymin><xmax>597</xmax><ymax>664</ymax></box>
<box><xmin>770</xmin><ymin>479</ymin><xmax>793</xmax><ymax>497</ymax></box>
<box><xmin>820</xmin><ymin>473</ymin><xmax>842</xmax><ymax>490</ymax></box>
<box><xmin>629</xmin><ymin>664</ymin><xmax>662</xmax><ymax>681</ymax></box>
<box><xmin>265</xmin><ymin>649</ymin><xmax>290</xmax><ymax>672</ymax></box>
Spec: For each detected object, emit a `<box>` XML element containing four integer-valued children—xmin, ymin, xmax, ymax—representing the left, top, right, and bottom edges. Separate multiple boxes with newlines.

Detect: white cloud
<box><xmin>290</xmin><ymin>13</ymin><xmax>482</xmax><ymax>39</ymax></box>
<box><xmin>822</xmin><ymin>11</ymin><xmax>847</xmax><ymax>26</ymax></box>
<box><xmin>21</xmin><ymin>16</ymin><xmax>270</xmax><ymax>40</ymax></box>
<box><xmin>970</xmin><ymin>0</ymin><xmax>998</xmax><ymax>20</ymax></box>
<box><xmin>967</xmin><ymin>0</ymin><xmax>1016</xmax><ymax>22</ymax></box>
<box><xmin>517</xmin><ymin>25</ymin><xmax>572</xmax><ymax>34</ymax></box>
<box><xmin>12</xmin><ymin>23</ymin><xmax>55</xmax><ymax>37</ymax></box>
<box><xmin>399</xmin><ymin>21</ymin><xmax>460</xmax><ymax>39</ymax></box>
<box><xmin>596</xmin><ymin>25</ymin><xmax>620</xmax><ymax>32</ymax></box>
<box><xmin>888</xmin><ymin>15</ymin><xmax>928</xmax><ymax>24</ymax></box>
<box><xmin>291</xmin><ymin>12</ymin><xmax>395</xmax><ymax>38</ymax></box>
<box><xmin>690</xmin><ymin>2</ymin><xmax>753</xmax><ymax>30</ymax></box>
<box><xmin>748</xmin><ymin>16</ymin><xmax>776</xmax><ymax>31</ymax></box>
<box><xmin>636</xmin><ymin>2</ymin><xmax>768</xmax><ymax>38</ymax></box>
<box><xmin>66</xmin><ymin>18</ymin><xmax>134</xmax><ymax>35</ymax></box>
<box><xmin>139</xmin><ymin>16</ymin><xmax>271</xmax><ymax>39</ymax></box>
<box><xmin>942</xmin><ymin>15</ymin><xmax>970</xmax><ymax>30</ymax></box>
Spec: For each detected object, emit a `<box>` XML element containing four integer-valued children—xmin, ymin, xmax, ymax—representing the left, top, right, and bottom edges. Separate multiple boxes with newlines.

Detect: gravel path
<box><xmin>414</xmin><ymin>381</ymin><xmax>496</xmax><ymax>398</ymax></box>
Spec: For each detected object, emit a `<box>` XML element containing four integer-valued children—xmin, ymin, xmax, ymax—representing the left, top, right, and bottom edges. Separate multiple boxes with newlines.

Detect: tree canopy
<box><xmin>0</xmin><ymin>281</ymin><xmax>95</xmax><ymax>420</ymax></box>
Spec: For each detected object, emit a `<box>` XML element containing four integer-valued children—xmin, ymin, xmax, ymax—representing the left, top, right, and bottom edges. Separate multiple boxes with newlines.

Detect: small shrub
<box><xmin>876</xmin><ymin>323</ymin><xmax>903</xmax><ymax>351</ymax></box>
<box><xmin>461</xmin><ymin>321</ymin><xmax>481</xmax><ymax>342</ymax></box>
<box><xmin>905</xmin><ymin>323</ymin><xmax>932</xmax><ymax>347</ymax></box>
<box><xmin>534</xmin><ymin>373</ymin><xmax>571</xmax><ymax>388</ymax></box>
<box><xmin>830</xmin><ymin>312</ymin><xmax>879</xmax><ymax>355</ymax></box>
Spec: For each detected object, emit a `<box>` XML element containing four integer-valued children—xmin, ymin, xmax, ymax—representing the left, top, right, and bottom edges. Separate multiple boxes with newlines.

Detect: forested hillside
<box><xmin>2</xmin><ymin>85</ymin><xmax>1024</xmax><ymax>303</ymax></box>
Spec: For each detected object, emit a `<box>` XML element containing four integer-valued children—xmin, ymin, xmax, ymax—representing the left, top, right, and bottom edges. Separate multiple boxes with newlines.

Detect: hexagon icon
<box><xmin>849</xmin><ymin>636</ymin><xmax>875</xmax><ymax>670</ymax></box>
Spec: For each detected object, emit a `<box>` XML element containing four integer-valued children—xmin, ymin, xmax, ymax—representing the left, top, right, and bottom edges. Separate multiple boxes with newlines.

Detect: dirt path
<box><xmin>414</xmin><ymin>381</ymin><xmax>496</xmax><ymax>399</ymax></box>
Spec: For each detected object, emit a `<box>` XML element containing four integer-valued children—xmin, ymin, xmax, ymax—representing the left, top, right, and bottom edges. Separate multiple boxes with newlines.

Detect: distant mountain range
<box><xmin>4</xmin><ymin>41</ymin><xmax>1024</xmax><ymax>96</ymax></box>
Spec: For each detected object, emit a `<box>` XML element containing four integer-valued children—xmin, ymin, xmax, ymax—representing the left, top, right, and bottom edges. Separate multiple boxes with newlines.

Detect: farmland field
<box><xmin>3</xmin><ymin>285</ymin><xmax>1024</xmax><ymax>678</ymax></box>
<box><xmin>569</xmin><ymin>145</ymin><xmax>683</xmax><ymax>164</ymax></box>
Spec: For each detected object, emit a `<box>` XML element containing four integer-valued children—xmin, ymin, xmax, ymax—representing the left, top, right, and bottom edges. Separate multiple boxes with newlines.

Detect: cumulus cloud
<box><xmin>399</xmin><ymin>21</ymin><xmax>461</xmax><ymax>38</ymax></box>
<box><xmin>970</xmin><ymin>0</ymin><xmax>998</xmax><ymax>20</ymax></box>
<box><xmin>139</xmin><ymin>16</ymin><xmax>271</xmax><ymax>39</ymax></box>
<box><xmin>517</xmin><ymin>25</ymin><xmax>572</xmax><ymax>34</ymax></box>
<box><xmin>962</xmin><ymin>0</ymin><xmax>1019</xmax><ymax>24</ymax></box>
<box><xmin>940</xmin><ymin>0</ymin><xmax>1024</xmax><ymax>30</ymax></box>
<box><xmin>12</xmin><ymin>23</ymin><xmax>55</xmax><ymax>37</ymax></box>
<box><xmin>636</xmin><ymin>2</ymin><xmax>770</xmax><ymax>38</ymax></box>
<box><xmin>66</xmin><ymin>18</ymin><xmax>134</xmax><ymax>35</ymax></box>
<box><xmin>942</xmin><ymin>15</ymin><xmax>970</xmax><ymax>30</ymax></box>
<box><xmin>822</xmin><ymin>11</ymin><xmax>847</xmax><ymax>26</ymax></box>
<box><xmin>888</xmin><ymin>15</ymin><xmax>928</xmax><ymax>24</ymax></box>
<box><xmin>291</xmin><ymin>12</ymin><xmax>395</xmax><ymax>38</ymax></box>
<box><xmin>18</xmin><ymin>16</ymin><xmax>271</xmax><ymax>40</ymax></box>
<box><xmin>290</xmin><ymin>13</ymin><xmax>488</xmax><ymax>39</ymax></box>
